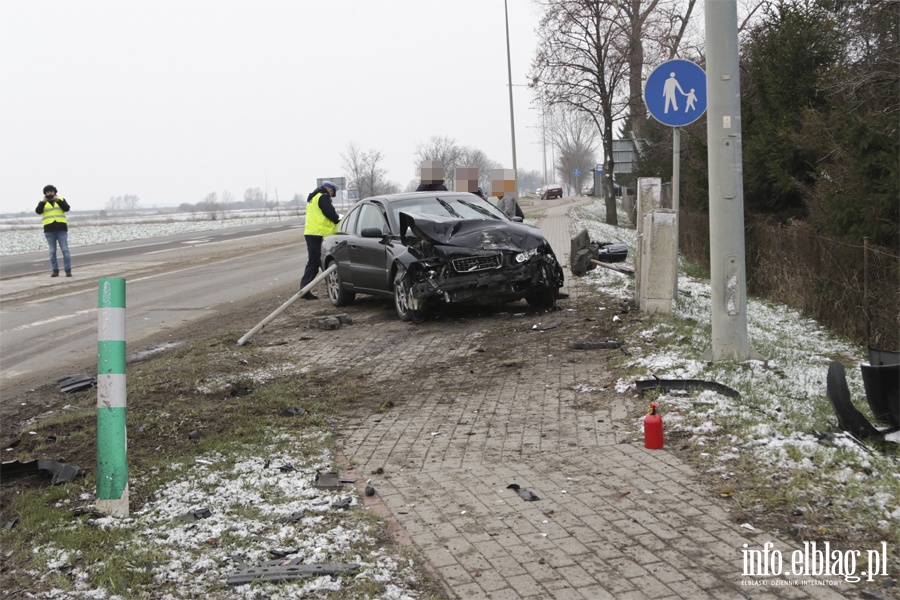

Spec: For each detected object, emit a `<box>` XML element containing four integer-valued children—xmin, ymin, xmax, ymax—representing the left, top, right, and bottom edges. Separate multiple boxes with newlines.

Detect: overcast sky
<box><xmin>0</xmin><ymin>0</ymin><xmax>556</xmax><ymax>213</ymax></box>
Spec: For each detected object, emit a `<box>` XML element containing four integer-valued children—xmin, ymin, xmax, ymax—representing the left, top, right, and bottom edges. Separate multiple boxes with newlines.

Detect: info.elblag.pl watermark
<box><xmin>741</xmin><ymin>541</ymin><xmax>891</xmax><ymax>585</ymax></box>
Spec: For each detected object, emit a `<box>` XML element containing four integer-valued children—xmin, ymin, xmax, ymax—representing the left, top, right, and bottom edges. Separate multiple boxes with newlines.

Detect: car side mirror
<box><xmin>361</xmin><ymin>227</ymin><xmax>385</xmax><ymax>238</ymax></box>
<box><xmin>512</xmin><ymin>216</ymin><xmax>524</xmax><ymax>223</ymax></box>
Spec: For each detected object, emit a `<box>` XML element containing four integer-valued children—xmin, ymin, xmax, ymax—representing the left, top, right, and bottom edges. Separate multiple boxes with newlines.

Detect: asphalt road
<box><xmin>0</xmin><ymin>222</ymin><xmax>305</xmax><ymax>394</ymax></box>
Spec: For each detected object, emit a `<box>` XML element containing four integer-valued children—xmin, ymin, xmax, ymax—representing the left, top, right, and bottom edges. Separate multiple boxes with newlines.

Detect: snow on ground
<box><xmin>12</xmin><ymin>201</ymin><xmax>898</xmax><ymax>596</ymax></box>
<box><xmin>572</xmin><ymin>199</ymin><xmax>899</xmax><ymax>532</ymax></box>
<box><xmin>0</xmin><ymin>211</ymin><xmax>304</xmax><ymax>256</ymax></box>
<box><xmin>36</xmin><ymin>432</ymin><xmax>423</xmax><ymax>599</ymax></box>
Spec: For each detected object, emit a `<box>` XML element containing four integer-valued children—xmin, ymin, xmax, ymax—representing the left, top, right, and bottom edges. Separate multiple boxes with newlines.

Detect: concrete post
<box><xmin>639</xmin><ymin>210</ymin><xmax>677</xmax><ymax>314</ymax></box>
<box><xmin>96</xmin><ymin>277</ymin><xmax>129</xmax><ymax>517</ymax></box>
<box><xmin>635</xmin><ymin>178</ymin><xmax>661</xmax><ymax>305</ymax></box>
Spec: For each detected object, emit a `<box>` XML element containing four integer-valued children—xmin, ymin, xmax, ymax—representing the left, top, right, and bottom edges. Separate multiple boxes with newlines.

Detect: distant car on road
<box><xmin>321</xmin><ymin>192</ymin><xmax>564</xmax><ymax>321</ymax></box>
<box><xmin>541</xmin><ymin>184</ymin><xmax>563</xmax><ymax>200</ymax></box>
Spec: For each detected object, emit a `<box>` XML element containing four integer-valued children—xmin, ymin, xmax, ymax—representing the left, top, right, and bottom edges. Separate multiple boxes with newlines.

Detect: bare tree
<box><xmin>532</xmin><ymin>0</ymin><xmax>632</xmax><ymax>224</ymax></box>
<box><xmin>456</xmin><ymin>146</ymin><xmax>502</xmax><ymax>192</ymax></box>
<box><xmin>244</xmin><ymin>187</ymin><xmax>265</xmax><ymax>208</ymax></box>
<box><xmin>414</xmin><ymin>135</ymin><xmax>462</xmax><ymax>186</ymax></box>
<box><xmin>105</xmin><ymin>194</ymin><xmax>140</xmax><ymax>211</ymax></box>
<box><xmin>546</xmin><ymin>105</ymin><xmax>599</xmax><ymax>193</ymax></box>
<box><xmin>199</xmin><ymin>192</ymin><xmax>222</xmax><ymax>221</ymax></box>
<box><xmin>341</xmin><ymin>142</ymin><xmax>398</xmax><ymax>199</ymax></box>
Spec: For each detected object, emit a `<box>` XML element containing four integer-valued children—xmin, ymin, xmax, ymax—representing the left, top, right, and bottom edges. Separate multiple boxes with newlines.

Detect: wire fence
<box><xmin>679</xmin><ymin>205</ymin><xmax>899</xmax><ymax>350</ymax></box>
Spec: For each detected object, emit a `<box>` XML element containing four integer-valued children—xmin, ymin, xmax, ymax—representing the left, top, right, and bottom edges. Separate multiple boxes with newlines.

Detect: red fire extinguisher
<box><xmin>644</xmin><ymin>403</ymin><xmax>664</xmax><ymax>449</ymax></box>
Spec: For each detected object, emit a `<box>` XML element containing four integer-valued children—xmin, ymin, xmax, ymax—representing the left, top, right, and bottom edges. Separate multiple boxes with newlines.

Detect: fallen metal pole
<box><xmin>237</xmin><ymin>264</ymin><xmax>337</xmax><ymax>346</ymax></box>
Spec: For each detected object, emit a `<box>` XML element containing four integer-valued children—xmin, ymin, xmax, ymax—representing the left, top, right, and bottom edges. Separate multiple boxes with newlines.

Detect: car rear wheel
<box><xmin>326</xmin><ymin>262</ymin><xmax>355</xmax><ymax>307</ymax></box>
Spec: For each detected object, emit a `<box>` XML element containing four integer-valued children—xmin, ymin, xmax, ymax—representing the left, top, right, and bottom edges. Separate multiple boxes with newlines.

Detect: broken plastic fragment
<box><xmin>507</xmin><ymin>483</ymin><xmax>539</xmax><ymax>501</ymax></box>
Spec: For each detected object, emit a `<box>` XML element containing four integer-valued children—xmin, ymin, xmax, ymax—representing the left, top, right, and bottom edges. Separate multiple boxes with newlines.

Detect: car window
<box><xmin>339</xmin><ymin>205</ymin><xmax>360</xmax><ymax>233</ymax></box>
<box><xmin>391</xmin><ymin>195</ymin><xmax>508</xmax><ymax>224</ymax></box>
<box><xmin>356</xmin><ymin>203</ymin><xmax>388</xmax><ymax>235</ymax></box>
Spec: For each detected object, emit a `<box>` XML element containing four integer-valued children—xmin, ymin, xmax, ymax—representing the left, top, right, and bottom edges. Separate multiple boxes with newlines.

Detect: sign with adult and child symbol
<box><xmin>644</xmin><ymin>59</ymin><xmax>707</xmax><ymax>127</ymax></box>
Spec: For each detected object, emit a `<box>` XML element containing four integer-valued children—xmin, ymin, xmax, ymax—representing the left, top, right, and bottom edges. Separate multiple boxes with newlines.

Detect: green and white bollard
<box><xmin>96</xmin><ymin>278</ymin><xmax>129</xmax><ymax>517</ymax></box>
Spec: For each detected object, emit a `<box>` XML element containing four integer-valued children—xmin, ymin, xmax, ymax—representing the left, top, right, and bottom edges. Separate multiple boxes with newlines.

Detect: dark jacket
<box><xmin>306</xmin><ymin>186</ymin><xmax>340</xmax><ymax>224</ymax></box>
<box><xmin>415</xmin><ymin>182</ymin><xmax>449</xmax><ymax>192</ymax></box>
<box><xmin>35</xmin><ymin>197</ymin><xmax>70</xmax><ymax>232</ymax></box>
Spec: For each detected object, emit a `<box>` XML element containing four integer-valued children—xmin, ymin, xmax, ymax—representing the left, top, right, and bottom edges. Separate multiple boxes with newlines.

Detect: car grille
<box><xmin>451</xmin><ymin>254</ymin><xmax>502</xmax><ymax>273</ymax></box>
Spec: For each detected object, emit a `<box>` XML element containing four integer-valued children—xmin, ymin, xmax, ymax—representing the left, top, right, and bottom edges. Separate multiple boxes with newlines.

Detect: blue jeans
<box><xmin>45</xmin><ymin>230</ymin><xmax>71</xmax><ymax>272</ymax></box>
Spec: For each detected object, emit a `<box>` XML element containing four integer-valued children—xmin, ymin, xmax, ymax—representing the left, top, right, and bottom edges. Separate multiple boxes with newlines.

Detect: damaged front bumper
<box><xmin>406</xmin><ymin>254</ymin><xmax>561</xmax><ymax>304</ymax></box>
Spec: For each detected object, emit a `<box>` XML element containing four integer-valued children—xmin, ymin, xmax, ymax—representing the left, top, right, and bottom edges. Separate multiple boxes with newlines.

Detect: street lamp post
<box><xmin>504</xmin><ymin>0</ymin><xmax>518</xmax><ymax>196</ymax></box>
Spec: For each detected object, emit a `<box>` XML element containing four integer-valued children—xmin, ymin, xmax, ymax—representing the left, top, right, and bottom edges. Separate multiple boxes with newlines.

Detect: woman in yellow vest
<box><xmin>35</xmin><ymin>184</ymin><xmax>72</xmax><ymax>277</ymax></box>
<box><xmin>300</xmin><ymin>181</ymin><xmax>340</xmax><ymax>300</ymax></box>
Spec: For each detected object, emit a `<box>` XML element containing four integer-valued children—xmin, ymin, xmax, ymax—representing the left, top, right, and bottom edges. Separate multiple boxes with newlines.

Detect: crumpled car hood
<box><xmin>399</xmin><ymin>212</ymin><xmax>544</xmax><ymax>253</ymax></box>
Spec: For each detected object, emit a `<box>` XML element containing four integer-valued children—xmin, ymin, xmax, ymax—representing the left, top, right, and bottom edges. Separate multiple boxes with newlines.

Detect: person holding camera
<box><xmin>35</xmin><ymin>184</ymin><xmax>72</xmax><ymax>277</ymax></box>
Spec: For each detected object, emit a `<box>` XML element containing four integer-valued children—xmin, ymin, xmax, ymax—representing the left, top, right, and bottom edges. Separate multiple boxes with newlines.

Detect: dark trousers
<box><xmin>301</xmin><ymin>235</ymin><xmax>324</xmax><ymax>289</ymax></box>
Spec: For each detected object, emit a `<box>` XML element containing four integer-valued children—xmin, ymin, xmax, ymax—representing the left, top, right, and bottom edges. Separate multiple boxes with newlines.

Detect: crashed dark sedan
<box><xmin>320</xmin><ymin>191</ymin><xmax>564</xmax><ymax>321</ymax></box>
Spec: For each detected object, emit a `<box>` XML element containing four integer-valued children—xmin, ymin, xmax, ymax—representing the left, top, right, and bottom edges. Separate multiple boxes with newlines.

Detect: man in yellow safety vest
<box><xmin>300</xmin><ymin>181</ymin><xmax>340</xmax><ymax>300</ymax></box>
<box><xmin>35</xmin><ymin>184</ymin><xmax>72</xmax><ymax>277</ymax></box>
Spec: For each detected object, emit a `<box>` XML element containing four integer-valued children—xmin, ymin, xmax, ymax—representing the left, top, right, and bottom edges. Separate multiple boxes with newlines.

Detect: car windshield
<box><xmin>391</xmin><ymin>195</ymin><xmax>508</xmax><ymax>224</ymax></box>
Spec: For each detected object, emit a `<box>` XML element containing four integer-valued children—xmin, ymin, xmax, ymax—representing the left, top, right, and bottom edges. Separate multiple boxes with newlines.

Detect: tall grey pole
<box><xmin>504</xmin><ymin>0</ymin><xmax>519</xmax><ymax>196</ymax></box>
<box><xmin>672</xmin><ymin>127</ymin><xmax>681</xmax><ymax>301</ymax></box>
<box><xmin>704</xmin><ymin>0</ymin><xmax>758</xmax><ymax>361</ymax></box>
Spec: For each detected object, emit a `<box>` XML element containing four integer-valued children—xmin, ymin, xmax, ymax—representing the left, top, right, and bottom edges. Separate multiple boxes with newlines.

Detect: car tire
<box><xmin>393</xmin><ymin>265</ymin><xmax>415</xmax><ymax>321</ymax></box>
<box><xmin>526</xmin><ymin>286</ymin><xmax>557</xmax><ymax>309</ymax></box>
<box><xmin>326</xmin><ymin>261</ymin><xmax>355</xmax><ymax>307</ymax></box>
<box><xmin>394</xmin><ymin>264</ymin><xmax>432</xmax><ymax>322</ymax></box>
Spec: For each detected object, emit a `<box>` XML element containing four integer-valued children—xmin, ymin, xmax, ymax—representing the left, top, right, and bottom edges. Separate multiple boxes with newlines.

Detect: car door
<box><xmin>349</xmin><ymin>202</ymin><xmax>392</xmax><ymax>293</ymax></box>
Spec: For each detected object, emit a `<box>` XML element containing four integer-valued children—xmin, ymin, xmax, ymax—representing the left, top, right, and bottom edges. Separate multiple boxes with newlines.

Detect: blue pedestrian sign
<box><xmin>573</xmin><ymin>168</ymin><xmax>581</xmax><ymax>177</ymax></box>
<box><xmin>644</xmin><ymin>59</ymin><xmax>706</xmax><ymax>127</ymax></box>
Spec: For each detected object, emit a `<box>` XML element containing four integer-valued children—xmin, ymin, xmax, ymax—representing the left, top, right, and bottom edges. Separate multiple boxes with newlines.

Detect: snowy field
<box><xmin>0</xmin><ymin>210</ymin><xmax>305</xmax><ymax>256</ymax></box>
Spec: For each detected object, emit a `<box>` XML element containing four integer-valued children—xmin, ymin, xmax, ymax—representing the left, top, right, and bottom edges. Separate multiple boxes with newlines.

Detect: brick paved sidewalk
<box><xmin>329</xmin><ymin>201</ymin><xmax>850</xmax><ymax>600</ymax></box>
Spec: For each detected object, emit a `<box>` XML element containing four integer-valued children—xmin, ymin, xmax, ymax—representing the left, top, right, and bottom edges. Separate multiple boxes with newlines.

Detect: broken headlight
<box><xmin>514</xmin><ymin>248</ymin><xmax>539</xmax><ymax>263</ymax></box>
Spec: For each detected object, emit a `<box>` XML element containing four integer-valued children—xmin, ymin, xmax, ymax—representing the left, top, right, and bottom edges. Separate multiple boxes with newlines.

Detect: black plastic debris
<box><xmin>861</xmin><ymin>363</ymin><xmax>899</xmax><ymax>429</ymax></box>
<box><xmin>269</xmin><ymin>548</ymin><xmax>298</xmax><ymax>558</ymax></box>
<box><xmin>597</xmin><ymin>242</ymin><xmax>628</xmax><ymax>263</ymax></box>
<box><xmin>869</xmin><ymin>346</ymin><xmax>900</xmax><ymax>366</ymax></box>
<box><xmin>364</xmin><ymin>486</ymin><xmax>375</xmax><ymax>497</ymax></box>
<box><xmin>281</xmin><ymin>407</ymin><xmax>307</xmax><ymax>418</ymax></box>
<box><xmin>226</xmin><ymin>563</ymin><xmax>360</xmax><ymax>586</ymax></box>
<box><xmin>178</xmin><ymin>508</ymin><xmax>212</xmax><ymax>521</ymax></box>
<box><xmin>332</xmin><ymin>497</ymin><xmax>352</xmax><ymax>509</ymax></box>
<box><xmin>278</xmin><ymin>464</ymin><xmax>296</xmax><ymax>473</ymax></box>
<box><xmin>568</xmin><ymin>340</ymin><xmax>621</xmax><ymax>350</ymax></box>
<box><xmin>635</xmin><ymin>378</ymin><xmax>740</xmax><ymax>399</ymax></box>
<box><xmin>275</xmin><ymin>513</ymin><xmax>305</xmax><ymax>524</ymax></box>
<box><xmin>826</xmin><ymin>362</ymin><xmax>882</xmax><ymax>439</ymax></box>
<box><xmin>229</xmin><ymin>384</ymin><xmax>252</xmax><ymax>397</ymax></box>
<box><xmin>0</xmin><ymin>459</ymin><xmax>86</xmax><ymax>485</ymax></box>
<box><xmin>313</xmin><ymin>471</ymin><xmax>343</xmax><ymax>489</ymax></box>
<box><xmin>188</xmin><ymin>430</ymin><xmax>200</xmax><ymax>441</ymax></box>
<box><xmin>507</xmin><ymin>483</ymin><xmax>540</xmax><ymax>501</ymax></box>
<box><xmin>57</xmin><ymin>373</ymin><xmax>96</xmax><ymax>393</ymax></box>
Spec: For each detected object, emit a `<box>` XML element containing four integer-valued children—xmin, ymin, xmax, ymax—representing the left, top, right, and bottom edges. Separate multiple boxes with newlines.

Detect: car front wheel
<box><xmin>526</xmin><ymin>286</ymin><xmax>557</xmax><ymax>309</ymax></box>
<box><xmin>393</xmin><ymin>265</ymin><xmax>414</xmax><ymax>321</ymax></box>
<box><xmin>326</xmin><ymin>261</ymin><xmax>355</xmax><ymax>307</ymax></box>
